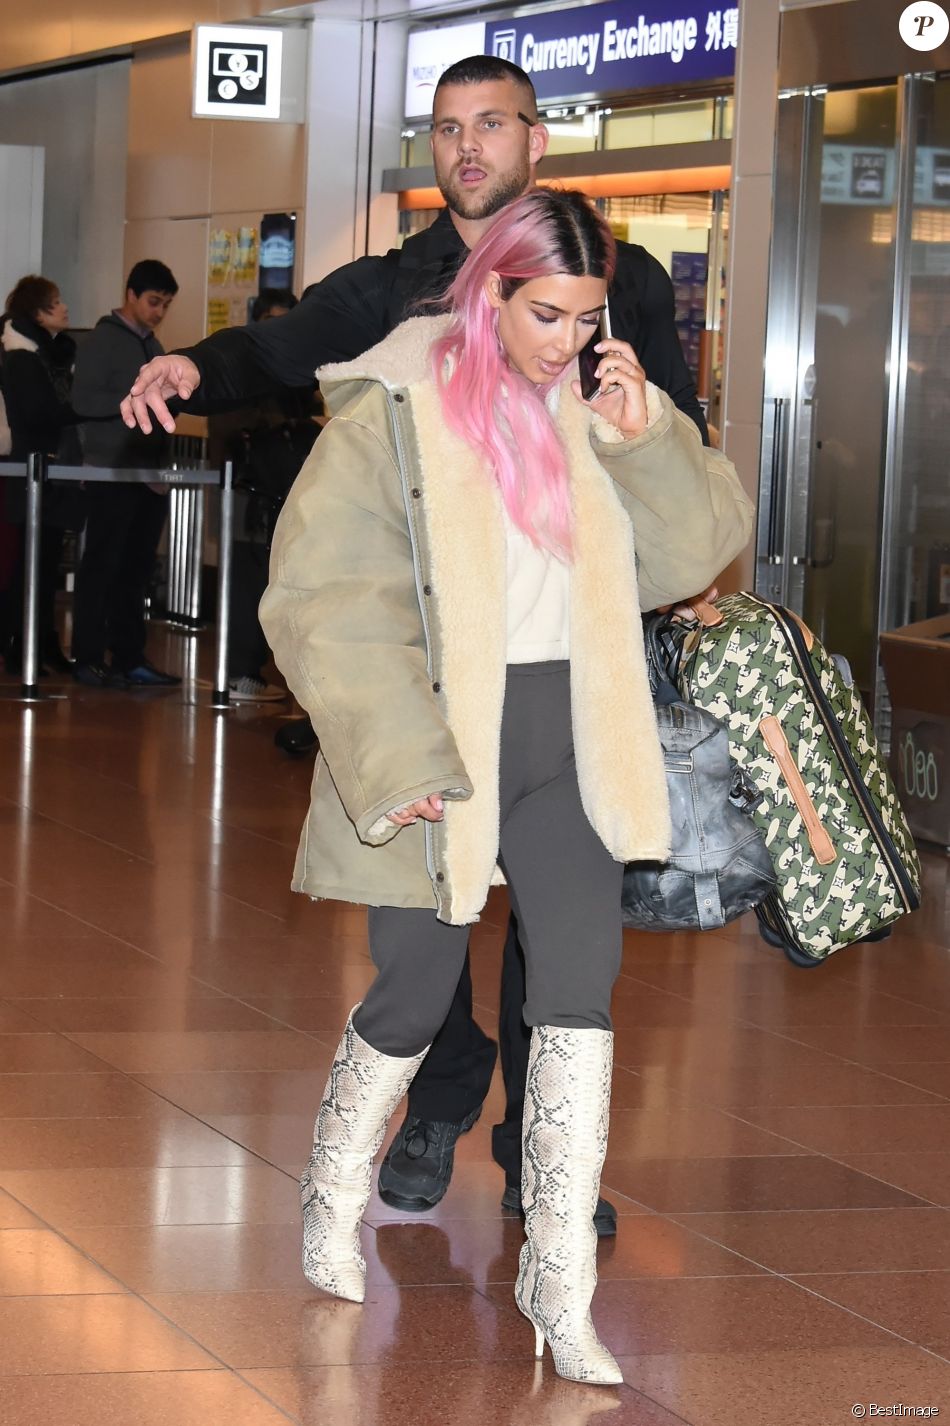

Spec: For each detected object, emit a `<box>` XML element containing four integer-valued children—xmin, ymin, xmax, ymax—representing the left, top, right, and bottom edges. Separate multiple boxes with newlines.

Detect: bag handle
<box><xmin>687</xmin><ymin>595</ymin><xmax>724</xmax><ymax>628</ymax></box>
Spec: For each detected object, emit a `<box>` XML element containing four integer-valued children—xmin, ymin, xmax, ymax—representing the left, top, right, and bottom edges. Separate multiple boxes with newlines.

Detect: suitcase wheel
<box><xmin>757</xmin><ymin>920</ymin><xmax>893</xmax><ymax>965</ymax></box>
<box><xmin>757</xmin><ymin>920</ymin><xmax>825</xmax><ymax>967</ymax></box>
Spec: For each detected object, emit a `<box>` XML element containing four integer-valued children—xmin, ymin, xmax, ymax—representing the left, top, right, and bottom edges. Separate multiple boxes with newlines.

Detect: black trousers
<box><xmin>405</xmin><ymin>912</ymin><xmax>527</xmax><ymax>1185</ymax></box>
<box><xmin>399</xmin><ymin>664</ymin><xmax>625</xmax><ymax>1188</ymax></box>
<box><xmin>2</xmin><ymin>526</ymin><xmax>65</xmax><ymax>648</ymax></box>
<box><xmin>72</xmin><ymin>484</ymin><xmax>167</xmax><ymax>669</ymax></box>
<box><xmin>228</xmin><ymin>539</ymin><xmax>271</xmax><ymax>680</ymax></box>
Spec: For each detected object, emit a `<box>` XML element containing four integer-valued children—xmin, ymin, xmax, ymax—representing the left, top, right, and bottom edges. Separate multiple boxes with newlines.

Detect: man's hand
<box><xmin>120</xmin><ymin>355</ymin><xmax>201</xmax><ymax>435</ymax></box>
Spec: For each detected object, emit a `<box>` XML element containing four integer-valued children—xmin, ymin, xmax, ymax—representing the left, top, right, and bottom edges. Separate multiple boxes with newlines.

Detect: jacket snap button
<box><xmin>432</xmin><ymin>681</ymin><xmax>441</xmax><ymax>693</ymax></box>
<box><xmin>423</xmin><ymin>584</ymin><xmax>432</xmax><ymax>596</ymax></box>
<box><xmin>394</xmin><ymin>393</ymin><xmax>405</xmax><ymax>403</ymax></box>
<box><xmin>411</xmin><ymin>488</ymin><xmax>421</xmax><ymax>498</ymax></box>
<box><xmin>436</xmin><ymin>872</ymin><xmax>445</xmax><ymax>882</ymax></box>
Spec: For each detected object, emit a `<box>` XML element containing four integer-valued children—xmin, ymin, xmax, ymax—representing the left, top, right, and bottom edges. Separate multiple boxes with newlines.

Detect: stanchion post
<box><xmin>211</xmin><ymin>459</ymin><xmax>234</xmax><ymax>707</ymax></box>
<box><xmin>20</xmin><ymin>452</ymin><xmax>45</xmax><ymax>699</ymax></box>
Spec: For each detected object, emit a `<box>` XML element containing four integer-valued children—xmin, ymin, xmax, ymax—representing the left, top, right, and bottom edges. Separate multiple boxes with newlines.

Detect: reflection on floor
<box><xmin>0</xmin><ymin>634</ymin><xmax>949</xmax><ymax>1426</ymax></box>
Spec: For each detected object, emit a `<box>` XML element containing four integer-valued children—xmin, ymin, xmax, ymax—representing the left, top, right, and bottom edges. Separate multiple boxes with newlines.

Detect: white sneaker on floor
<box><xmin>228</xmin><ymin>676</ymin><xmax>286</xmax><ymax>703</ymax></box>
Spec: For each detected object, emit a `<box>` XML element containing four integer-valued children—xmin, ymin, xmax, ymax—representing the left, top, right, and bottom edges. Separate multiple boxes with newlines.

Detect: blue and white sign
<box><xmin>485</xmin><ymin>2</ymin><xmax>738</xmax><ymax>102</ymax></box>
<box><xmin>405</xmin><ymin>3</ymin><xmax>738</xmax><ymax>118</ymax></box>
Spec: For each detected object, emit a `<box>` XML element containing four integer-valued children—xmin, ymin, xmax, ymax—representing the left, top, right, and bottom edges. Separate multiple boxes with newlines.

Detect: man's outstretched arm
<box><xmin>121</xmin><ymin>253</ymin><xmax>398</xmax><ymax>434</ymax></box>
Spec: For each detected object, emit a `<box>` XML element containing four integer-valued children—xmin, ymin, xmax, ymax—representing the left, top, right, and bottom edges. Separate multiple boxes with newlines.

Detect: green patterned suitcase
<box><xmin>676</xmin><ymin>593</ymin><xmax>921</xmax><ymax>964</ymax></box>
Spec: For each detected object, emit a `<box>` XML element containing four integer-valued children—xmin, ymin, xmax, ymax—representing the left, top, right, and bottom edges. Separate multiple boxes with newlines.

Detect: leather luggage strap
<box><xmin>688</xmin><ymin>596</ymin><xmax>724</xmax><ymax>627</ymax></box>
<box><xmin>759</xmin><ymin>715</ymin><xmax>837</xmax><ymax>866</ymax></box>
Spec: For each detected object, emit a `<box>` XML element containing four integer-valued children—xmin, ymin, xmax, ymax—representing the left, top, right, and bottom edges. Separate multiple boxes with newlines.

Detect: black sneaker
<box><xmin>274</xmin><ymin>717</ymin><xmax>318</xmax><ymax>756</ymax></box>
<box><xmin>501</xmin><ymin>1183</ymin><xmax>619</xmax><ymax>1238</ymax></box>
<box><xmin>73</xmin><ymin>662</ymin><xmax>130</xmax><ymax>689</ymax></box>
<box><xmin>119</xmin><ymin>659</ymin><xmax>182</xmax><ymax>687</ymax></box>
<box><xmin>42</xmin><ymin>635</ymin><xmax>75</xmax><ymax>675</ymax></box>
<box><xmin>377</xmin><ymin>1107</ymin><xmax>481</xmax><ymax>1212</ymax></box>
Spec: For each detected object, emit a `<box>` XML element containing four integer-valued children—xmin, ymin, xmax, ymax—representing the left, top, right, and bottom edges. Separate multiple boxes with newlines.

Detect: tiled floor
<box><xmin>1</xmin><ymin>634</ymin><xmax>949</xmax><ymax>1425</ymax></box>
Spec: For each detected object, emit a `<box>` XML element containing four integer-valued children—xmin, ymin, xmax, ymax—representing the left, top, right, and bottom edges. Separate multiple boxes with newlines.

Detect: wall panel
<box><xmin>126</xmin><ymin>43</ymin><xmax>212</xmax><ymax>222</ymax></box>
<box><xmin>0</xmin><ymin>146</ymin><xmax>44</xmax><ymax>311</ymax></box>
<box><xmin>0</xmin><ymin>61</ymin><xmax>128</xmax><ymax>327</ymax></box>
<box><xmin>210</xmin><ymin>116</ymin><xmax>306</xmax><ymax>218</ymax></box>
<box><xmin>0</xmin><ymin>0</ymin><xmax>277</xmax><ymax>76</ymax></box>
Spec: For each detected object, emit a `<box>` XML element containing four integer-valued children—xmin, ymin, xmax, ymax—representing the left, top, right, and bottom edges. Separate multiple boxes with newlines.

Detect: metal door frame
<box><xmin>755</xmin><ymin>86</ymin><xmax>826</xmax><ymax>610</ymax></box>
<box><xmin>875</xmin><ymin>73</ymin><xmax>920</xmax><ymax>722</ymax></box>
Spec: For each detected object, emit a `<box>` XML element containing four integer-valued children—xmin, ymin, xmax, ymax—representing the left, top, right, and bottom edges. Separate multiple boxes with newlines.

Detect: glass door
<box><xmin>757</xmin><ymin>84</ymin><xmax>899</xmax><ymax>695</ymax></box>
<box><xmin>604</xmin><ymin>190</ymin><xmax>729</xmax><ymax>433</ymax></box>
<box><xmin>879</xmin><ymin>75</ymin><xmax>950</xmax><ymax>641</ymax></box>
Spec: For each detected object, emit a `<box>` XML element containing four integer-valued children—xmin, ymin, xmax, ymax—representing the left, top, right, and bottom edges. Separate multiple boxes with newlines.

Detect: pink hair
<box><xmin>431</xmin><ymin>190</ymin><xmax>616</xmax><ymax>559</ymax></box>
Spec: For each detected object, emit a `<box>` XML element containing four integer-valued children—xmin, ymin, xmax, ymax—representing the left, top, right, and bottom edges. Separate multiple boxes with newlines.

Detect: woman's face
<box><xmin>486</xmin><ymin>271</ymin><xmax>606</xmax><ymax>386</ymax></box>
<box><xmin>35</xmin><ymin>292</ymin><xmax>69</xmax><ymax>334</ymax></box>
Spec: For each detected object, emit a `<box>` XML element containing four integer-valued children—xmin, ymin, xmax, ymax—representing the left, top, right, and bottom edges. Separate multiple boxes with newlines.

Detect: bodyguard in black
<box><xmin>121</xmin><ymin>56</ymin><xmax>709</xmax><ymax>1234</ymax></box>
<box><xmin>175</xmin><ymin>207</ymin><xmax>706</xmax><ymax>441</ymax></box>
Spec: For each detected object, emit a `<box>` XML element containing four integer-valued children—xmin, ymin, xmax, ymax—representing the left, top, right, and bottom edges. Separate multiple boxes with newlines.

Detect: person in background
<box><xmin>70</xmin><ymin>260</ymin><xmax>181</xmax><ymax>688</ymax></box>
<box><xmin>0</xmin><ymin>275</ymin><xmax>84</xmax><ymax>675</ymax></box>
<box><xmin>118</xmin><ymin>55</ymin><xmax>711</xmax><ymax>1235</ymax></box>
<box><xmin>208</xmin><ymin>288</ymin><xmax>321</xmax><ymax>703</ymax></box>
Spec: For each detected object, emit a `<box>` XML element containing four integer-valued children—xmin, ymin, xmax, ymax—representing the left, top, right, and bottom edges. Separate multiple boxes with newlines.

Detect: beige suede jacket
<box><xmin>259</xmin><ymin>315</ymin><xmax>754</xmax><ymax>925</ymax></box>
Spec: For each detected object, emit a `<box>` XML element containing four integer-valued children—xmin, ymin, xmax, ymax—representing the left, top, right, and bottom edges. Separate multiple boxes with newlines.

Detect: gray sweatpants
<box><xmin>353</xmin><ymin>662</ymin><xmax>624</xmax><ymax>1058</ymax></box>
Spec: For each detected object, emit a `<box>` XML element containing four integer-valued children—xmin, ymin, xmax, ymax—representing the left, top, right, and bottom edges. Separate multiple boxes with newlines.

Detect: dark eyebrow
<box><xmin>435</xmin><ymin>109</ymin><xmax>518</xmax><ymax>124</ymax></box>
<box><xmin>530</xmin><ymin>301</ymin><xmax>606</xmax><ymax>316</ymax></box>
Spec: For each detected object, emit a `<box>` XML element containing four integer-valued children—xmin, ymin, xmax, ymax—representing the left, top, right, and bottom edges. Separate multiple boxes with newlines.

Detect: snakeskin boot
<box><xmin>514</xmin><ymin>1024</ymin><xmax>623</xmax><ymax>1385</ymax></box>
<box><xmin>300</xmin><ymin>1010</ymin><xmax>428</xmax><ymax>1302</ymax></box>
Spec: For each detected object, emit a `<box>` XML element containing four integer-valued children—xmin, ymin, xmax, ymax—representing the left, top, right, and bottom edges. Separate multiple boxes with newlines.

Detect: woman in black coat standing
<box><xmin>0</xmin><ymin>275</ymin><xmax>83</xmax><ymax>673</ymax></box>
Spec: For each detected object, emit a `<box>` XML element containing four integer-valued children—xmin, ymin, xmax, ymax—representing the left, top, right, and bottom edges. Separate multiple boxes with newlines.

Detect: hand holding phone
<box><xmin>573</xmin><ymin>327</ymin><xmax>649</xmax><ymax>439</ymax></box>
<box><xmin>578</xmin><ymin>308</ymin><xmax>613</xmax><ymax>402</ymax></box>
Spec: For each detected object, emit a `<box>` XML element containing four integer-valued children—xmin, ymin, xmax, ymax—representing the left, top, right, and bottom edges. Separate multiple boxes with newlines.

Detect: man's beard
<box><xmin>437</xmin><ymin>157</ymin><xmax>531</xmax><ymax>221</ymax></box>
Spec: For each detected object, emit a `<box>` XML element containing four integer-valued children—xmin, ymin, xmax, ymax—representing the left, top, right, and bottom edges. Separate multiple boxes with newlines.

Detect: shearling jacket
<box><xmin>260</xmin><ymin>316</ymin><xmax>753</xmax><ymax>925</ymax></box>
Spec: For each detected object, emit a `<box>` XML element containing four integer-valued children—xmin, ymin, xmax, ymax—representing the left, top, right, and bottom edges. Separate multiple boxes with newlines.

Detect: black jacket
<box><xmin>0</xmin><ymin>315</ymin><xmax>85</xmax><ymax>528</ymax></box>
<box><xmin>0</xmin><ymin>316</ymin><xmax>81</xmax><ymax>465</ymax></box>
<box><xmin>73</xmin><ymin>313</ymin><xmax>170</xmax><ymax>469</ymax></box>
<box><xmin>181</xmin><ymin>210</ymin><xmax>708</xmax><ymax>442</ymax></box>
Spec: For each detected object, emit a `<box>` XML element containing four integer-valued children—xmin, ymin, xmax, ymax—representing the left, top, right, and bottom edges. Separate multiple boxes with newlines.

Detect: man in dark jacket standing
<box><xmin>71</xmin><ymin>260</ymin><xmax>181</xmax><ymax>688</ymax></box>
<box><xmin>121</xmin><ymin>57</ymin><xmax>709</xmax><ymax>1233</ymax></box>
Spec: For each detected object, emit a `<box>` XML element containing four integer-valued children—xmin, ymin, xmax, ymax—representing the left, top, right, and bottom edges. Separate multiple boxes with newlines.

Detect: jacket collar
<box><xmin>420</xmin><ymin>208</ymin><xmax>467</xmax><ymax>261</ymax></box>
<box><xmin>318</xmin><ymin>314</ymin><xmax>451</xmax><ymax>413</ymax></box>
<box><xmin>108</xmin><ymin>308</ymin><xmax>151</xmax><ymax>340</ymax></box>
<box><xmin>1</xmin><ymin>318</ymin><xmax>41</xmax><ymax>355</ymax></box>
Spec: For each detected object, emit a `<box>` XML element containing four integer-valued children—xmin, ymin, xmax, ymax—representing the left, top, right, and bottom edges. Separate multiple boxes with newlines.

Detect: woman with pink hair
<box><xmin>261</xmin><ymin>188</ymin><xmax>752</xmax><ymax>1386</ymax></box>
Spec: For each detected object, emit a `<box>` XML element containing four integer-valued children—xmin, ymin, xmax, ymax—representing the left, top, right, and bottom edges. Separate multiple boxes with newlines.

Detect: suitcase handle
<box><xmin>759</xmin><ymin>715</ymin><xmax>837</xmax><ymax>866</ymax></box>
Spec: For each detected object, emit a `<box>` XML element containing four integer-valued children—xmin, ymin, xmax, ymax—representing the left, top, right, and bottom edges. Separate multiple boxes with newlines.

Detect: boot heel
<box><xmin>517</xmin><ymin>1301</ymin><xmax>546</xmax><ymax>1359</ymax></box>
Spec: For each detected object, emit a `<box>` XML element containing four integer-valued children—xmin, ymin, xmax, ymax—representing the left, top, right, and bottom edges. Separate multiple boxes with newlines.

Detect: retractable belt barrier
<box><xmin>1</xmin><ymin>454</ymin><xmax>235</xmax><ymax>707</ymax></box>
